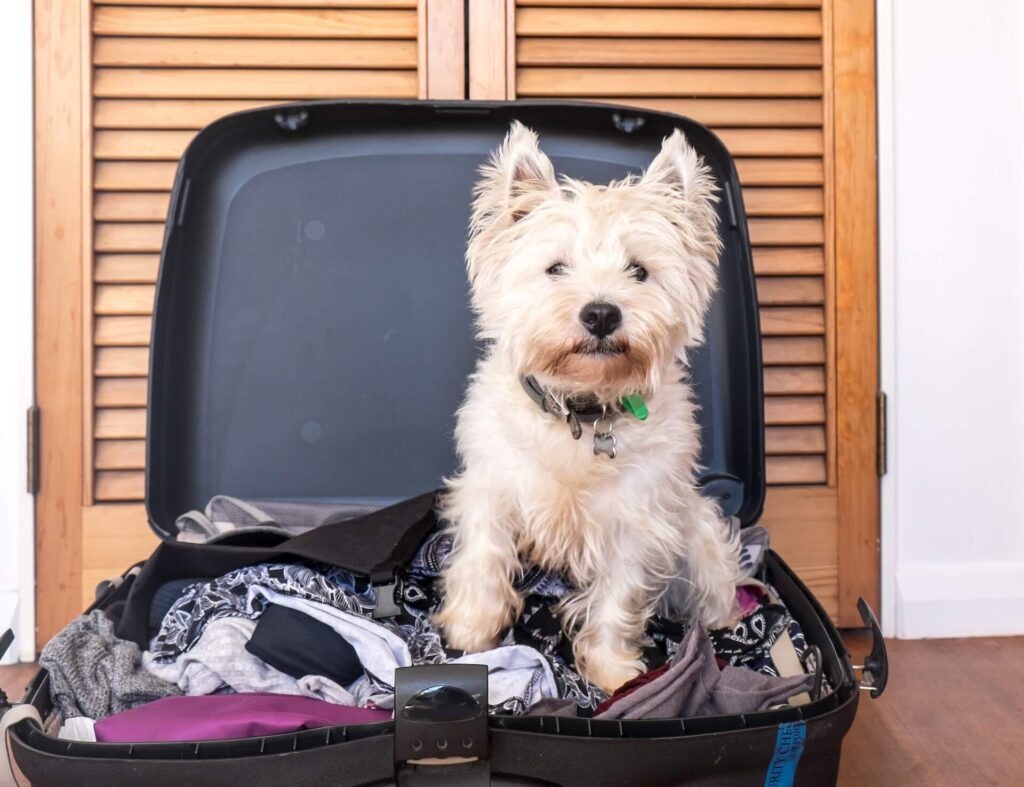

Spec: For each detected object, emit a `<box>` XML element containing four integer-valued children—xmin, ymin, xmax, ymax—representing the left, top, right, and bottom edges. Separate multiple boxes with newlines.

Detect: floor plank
<box><xmin>2</xmin><ymin>636</ymin><xmax>1023</xmax><ymax>784</ymax></box>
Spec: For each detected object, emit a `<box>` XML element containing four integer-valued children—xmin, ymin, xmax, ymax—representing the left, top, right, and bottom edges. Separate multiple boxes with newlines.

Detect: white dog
<box><xmin>435</xmin><ymin>122</ymin><xmax>742</xmax><ymax>694</ymax></box>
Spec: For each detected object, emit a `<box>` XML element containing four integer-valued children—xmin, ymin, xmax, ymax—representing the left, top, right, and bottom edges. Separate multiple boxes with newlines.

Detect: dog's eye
<box><xmin>546</xmin><ymin>262</ymin><xmax>567</xmax><ymax>277</ymax></box>
<box><xmin>628</xmin><ymin>261</ymin><xmax>649</xmax><ymax>282</ymax></box>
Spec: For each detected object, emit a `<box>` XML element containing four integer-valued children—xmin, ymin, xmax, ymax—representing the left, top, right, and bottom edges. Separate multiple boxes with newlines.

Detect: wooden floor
<box><xmin>3</xmin><ymin>636</ymin><xmax>1024</xmax><ymax>785</ymax></box>
<box><xmin>839</xmin><ymin>635</ymin><xmax>1024</xmax><ymax>786</ymax></box>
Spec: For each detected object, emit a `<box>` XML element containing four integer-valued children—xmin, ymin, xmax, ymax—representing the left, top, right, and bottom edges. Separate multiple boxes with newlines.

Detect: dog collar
<box><xmin>519</xmin><ymin>376</ymin><xmax>648</xmax><ymax>458</ymax></box>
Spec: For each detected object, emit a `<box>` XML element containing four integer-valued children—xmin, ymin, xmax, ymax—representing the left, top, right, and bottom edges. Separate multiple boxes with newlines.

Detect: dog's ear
<box><xmin>643</xmin><ymin>130</ymin><xmax>723</xmax><ymax>349</ymax></box>
<box><xmin>473</xmin><ymin>121</ymin><xmax>558</xmax><ymax>229</ymax></box>
<box><xmin>642</xmin><ymin>130</ymin><xmax>717</xmax><ymax>217</ymax></box>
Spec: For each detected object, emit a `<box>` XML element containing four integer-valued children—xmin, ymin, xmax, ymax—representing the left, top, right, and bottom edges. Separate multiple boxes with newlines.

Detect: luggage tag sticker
<box><xmin>764</xmin><ymin>721</ymin><xmax>806</xmax><ymax>787</ymax></box>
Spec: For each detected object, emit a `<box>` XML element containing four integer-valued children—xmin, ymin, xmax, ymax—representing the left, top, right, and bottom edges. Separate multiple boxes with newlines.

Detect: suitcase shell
<box><xmin>6</xmin><ymin>101</ymin><xmax>887</xmax><ymax>786</ymax></box>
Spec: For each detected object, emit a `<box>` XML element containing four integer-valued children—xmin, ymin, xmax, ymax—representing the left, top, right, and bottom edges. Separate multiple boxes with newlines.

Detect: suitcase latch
<box><xmin>394</xmin><ymin>664</ymin><xmax>490</xmax><ymax>786</ymax></box>
<box><xmin>851</xmin><ymin>597</ymin><xmax>889</xmax><ymax>699</ymax></box>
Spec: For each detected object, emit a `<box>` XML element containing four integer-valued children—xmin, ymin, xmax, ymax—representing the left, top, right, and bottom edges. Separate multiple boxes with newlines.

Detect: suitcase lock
<box><xmin>394</xmin><ymin>664</ymin><xmax>490</xmax><ymax>786</ymax></box>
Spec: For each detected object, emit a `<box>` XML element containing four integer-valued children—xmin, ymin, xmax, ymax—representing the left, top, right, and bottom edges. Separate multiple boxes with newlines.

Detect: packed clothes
<box><xmin>39</xmin><ymin>609</ymin><xmax>181</xmax><ymax>720</ymax></box>
<box><xmin>594</xmin><ymin>624</ymin><xmax>814</xmax><ymax>720</ymax></box>
<box><xmin>60</xmin><ymin>694</ymin><xmax>391</xmax><ymax>743</ymax></box>
<box><xmin>39</xmin><ymin>497</ymin><xmax>828</xmax><ymax>745</ymax></box>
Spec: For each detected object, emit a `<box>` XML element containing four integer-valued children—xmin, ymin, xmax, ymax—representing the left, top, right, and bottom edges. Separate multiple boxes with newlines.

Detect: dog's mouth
<box><xmin>572</xmin><ymin>338</ymin><xmax>628</xmax><ymax>357</ymax></box>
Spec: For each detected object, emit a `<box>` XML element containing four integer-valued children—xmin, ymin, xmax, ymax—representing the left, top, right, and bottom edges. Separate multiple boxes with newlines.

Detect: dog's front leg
<box><xmin>568</xmin><ymin>569</ymin><xmax>649</xmax><ymax>695</ymax></box>
<box><xmin>681</xmin><ymin>493</ymin><xmax>743</xmax><ymax>630</ymax></box>
<box><xmin>435</xmin><ymin>484</ymin><xmax>522</xmax><ymax>653</ymax></box>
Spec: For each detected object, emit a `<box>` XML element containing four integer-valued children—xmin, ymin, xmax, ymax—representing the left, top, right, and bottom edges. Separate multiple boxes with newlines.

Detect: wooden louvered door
<box><xmin>34</xmin><ymin>0</ymin><xmax>466</xmax><ymax>643</ymax></box>
<box><xmin>468</xmin><ymin>0</ymin><xmax>878</xmax><ymax>625</ymax></box>
<box><xmin>35</xmin><ymin>0</ymin><xmax>875</xmax><ymax>643</ymax></box>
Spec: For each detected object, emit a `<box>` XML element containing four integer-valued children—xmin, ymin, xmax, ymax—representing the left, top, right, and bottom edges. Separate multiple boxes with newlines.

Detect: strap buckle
<box><xmin>371</xmin><ymin>579</ymin><xmax>402</xmax><ymax>620</ymax></box>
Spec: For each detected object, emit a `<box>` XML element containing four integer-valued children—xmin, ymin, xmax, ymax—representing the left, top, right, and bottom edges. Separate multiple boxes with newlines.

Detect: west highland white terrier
<box><xmin>435</xmin><ymin>122</ymin><xmax>742</xmax><ymax>694</ymax></box>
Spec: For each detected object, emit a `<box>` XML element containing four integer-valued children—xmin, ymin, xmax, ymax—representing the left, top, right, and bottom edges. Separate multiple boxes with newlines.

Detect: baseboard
<box><xmin>0</xmin><ymin>590</ymin><xmax>18</xmax><ymax>665</ymax></box>
<box><xmin>896</xmin><ymin>562</ymin><xmax>1024</xmax><ymax>638</ymax></box>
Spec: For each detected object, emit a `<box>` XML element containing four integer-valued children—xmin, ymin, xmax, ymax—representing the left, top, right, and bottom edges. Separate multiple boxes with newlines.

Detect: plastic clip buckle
<box><xmin>371</xmin><ymin>579</ymin><xmax>401</xmax><ymax>620</ymax></box>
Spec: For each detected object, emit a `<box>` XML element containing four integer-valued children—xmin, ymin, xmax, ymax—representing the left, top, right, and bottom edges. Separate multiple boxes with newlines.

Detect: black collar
<box><xmin>519</xmin><ymin>375</ymin><xmax>620</xmax><ymax>425</ymax></box>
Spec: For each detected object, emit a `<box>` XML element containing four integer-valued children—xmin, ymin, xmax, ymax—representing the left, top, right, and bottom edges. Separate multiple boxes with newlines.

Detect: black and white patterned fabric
<box><xmin>150</xmin><ymin>563</ymin><xmax>374</xmax><ymax>663</ymax></box>
<box><xmin>401</xmin><ymin>531</ymin><xmax>607</xmax><ymax>711</ymax></box>
<box><xmin>708</xmin><ymin>602</ymin><xmax>792</xmax><ymax>667</ymax></box>
<box><xmin>150</xmin><ymin>529</ymin><xmax>817</xmax><ymax>716</ymax></box>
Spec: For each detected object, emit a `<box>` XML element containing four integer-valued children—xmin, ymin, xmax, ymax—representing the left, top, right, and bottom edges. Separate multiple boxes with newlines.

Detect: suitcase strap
<box><xmin>117</xmin><ymin>491</ymin><xmax>441</xmax><ymax>646</ymax></box>
<box><xmin>1</xmin><ymin>704</ymin><xmax>42</xmax><ymax>787</ymax></box>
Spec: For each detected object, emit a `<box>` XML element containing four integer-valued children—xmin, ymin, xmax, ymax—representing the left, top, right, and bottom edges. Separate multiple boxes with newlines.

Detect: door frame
<box><xmin>34</xmin><ymin>0</ymin><xmax>89</xmax><ymax>645</ymax></box>
<box><xmin>0</xmin><ymin>0</ymin><xmax>36</xmax><ymax>664</ymax></box>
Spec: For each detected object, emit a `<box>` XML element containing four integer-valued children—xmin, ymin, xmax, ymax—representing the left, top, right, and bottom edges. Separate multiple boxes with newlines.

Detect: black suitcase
<box><xmin>2</xmin><ymin>101</ymin><xmax>888</xmax><ymax>786</ymax></box>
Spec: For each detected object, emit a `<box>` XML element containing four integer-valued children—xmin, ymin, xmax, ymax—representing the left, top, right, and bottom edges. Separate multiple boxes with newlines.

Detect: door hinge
<box><xmin>876</xmin><ymin>392</ymin><xmax>888</xmax><ymax>476</ymax></box>
<box><xmin>27</xmin><ymin>405</ymin><xmax>39</xmax><ymax>495</ymax></box>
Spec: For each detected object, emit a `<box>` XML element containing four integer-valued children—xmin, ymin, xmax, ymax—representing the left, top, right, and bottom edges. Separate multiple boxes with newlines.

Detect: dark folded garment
<box><xmin>245</xmin><ymin>603</ymin><xmax>364</xmax><ymax>687</ymax></box>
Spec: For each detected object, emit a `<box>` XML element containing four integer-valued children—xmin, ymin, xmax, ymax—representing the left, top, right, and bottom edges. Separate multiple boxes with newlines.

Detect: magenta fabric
<box><xmin>737</xmin><ymin>585</ymin><xmax>765</xmax><ymax>616</ymax></box>
<box><xmin>93</xmin><ymin>693</ymin><xmax>392</xmax><ymax>743</ymax></box>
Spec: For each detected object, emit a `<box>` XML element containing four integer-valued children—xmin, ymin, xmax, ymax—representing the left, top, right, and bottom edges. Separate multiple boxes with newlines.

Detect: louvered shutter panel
<box><xmin>511</xmin><ymin>0</ymin><xmax>832</xmax><ymax>488</ymax></box>
<box><xmin>89</xmin><ymin>0</ymin><xmax>422</xmax><ymax>502</ymax></box>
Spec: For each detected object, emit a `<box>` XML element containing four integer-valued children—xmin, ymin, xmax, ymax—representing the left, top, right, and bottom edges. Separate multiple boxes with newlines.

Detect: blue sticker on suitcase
<box><xmin>765</xmin><ymin>721</ymin><xmax>806</xmax><ymax>787</ymax></box>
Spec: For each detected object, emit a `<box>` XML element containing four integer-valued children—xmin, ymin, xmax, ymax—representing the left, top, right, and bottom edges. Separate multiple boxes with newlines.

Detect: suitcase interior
<box><xmin>8</xmin><ymin>101</ymin><xmax>868</xmax><ymax>785</ymax></box>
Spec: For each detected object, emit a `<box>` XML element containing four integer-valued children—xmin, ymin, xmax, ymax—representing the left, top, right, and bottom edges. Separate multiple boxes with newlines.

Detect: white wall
<box><xmin>885</xmin><ymin>0</ymin><xmax>1024</xmax><ymax>638</ymax></box>
<box><xmin>0</xmin><ymin>0</ymin><xmax>35</xmax><ymax>663</ymax></box>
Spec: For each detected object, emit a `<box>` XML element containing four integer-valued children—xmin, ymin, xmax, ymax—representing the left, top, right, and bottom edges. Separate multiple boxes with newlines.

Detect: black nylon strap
<box><xmin>116</xmin><ymin>491</ymin><xmax>439</xmax><ymax>646</ymax></box>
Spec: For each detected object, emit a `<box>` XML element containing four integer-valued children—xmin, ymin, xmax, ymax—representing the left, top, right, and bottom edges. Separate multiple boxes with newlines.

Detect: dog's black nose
<box><xmin>579</xmin><ymin>301</ymin><xmax>622</xmax><ymax>338</ymax></box>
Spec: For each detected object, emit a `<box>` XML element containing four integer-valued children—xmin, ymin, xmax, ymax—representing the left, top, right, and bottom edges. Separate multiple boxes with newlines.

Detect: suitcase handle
<box><xmin>852</xmin><ymin>597</ymin><xmax>889</xmax><ymax>698</ymax></box>
<box><xmin>394</xmin><ymin>664</ymin><xmax>491</xmax><ymax>786</ymax></box>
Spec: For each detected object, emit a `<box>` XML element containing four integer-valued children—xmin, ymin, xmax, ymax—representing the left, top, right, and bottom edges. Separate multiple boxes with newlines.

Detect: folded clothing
<box><xmin>245</xmin><ymin>603</ymin><xmax>364</xmax><ymax>687</ymax></box>
<box><xmin>150</xmin><ymin>562</ymin><xmax>374</xmax><ymax>663</ymax></box>
<box><xmin>39</xmin><ymin>609</ymin><xmax>181</xmax><ymax>720</ymax></box>
<box><xmin>149</xmin><ymin>578</ymin><xmax>207</xmax><ymax>632</ymax></box>
<box><xmin>143</xmin><ymin>617</ymin><xmax>357</xmax><ymax>705</ymax></box>
<box><xmin>93</xmin><ymin>693</ymin><xmax>391</xmax><ymax>743</ymax></box>
<box><xmin>145</xmin><ymin>583</ymin><xmax>559</xmax><ymax>715</ymax></box>
<box><xmin>248</xmin><ymin>586</ymin><xmax>560</xmax><ymax>713</ymax></box>
<box><xmin>595</xmin><ymin>624</ymin><xmax>815</xmax><ymax>720</ymax></box>
<box><xmin>709</xmin><ymin>583</ymin><xmax>816</xmax><ymax>682</ymax></box>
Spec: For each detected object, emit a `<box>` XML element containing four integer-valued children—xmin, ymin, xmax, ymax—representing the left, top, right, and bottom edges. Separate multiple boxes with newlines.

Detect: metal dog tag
<box><xmin>593</xmin><ymin>432</ymin><xmax>617</xmax><ymax>459</ymax></box>
<box><xmin>567</xmin><ymin>410</ymin><xmax>583</xmax><ymax>440</ymax></box>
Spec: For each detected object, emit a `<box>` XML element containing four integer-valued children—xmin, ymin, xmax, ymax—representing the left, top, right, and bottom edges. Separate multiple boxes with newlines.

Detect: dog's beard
<box><xmin>527</xmin><ymin>336</ymin><xmax>654</xmax><ymax>400</ymax></box>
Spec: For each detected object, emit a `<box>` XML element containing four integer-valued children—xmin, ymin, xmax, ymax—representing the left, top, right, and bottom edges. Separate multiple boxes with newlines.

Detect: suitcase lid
<box><xmin>146</xmin><ymin>101</ymin><xmax>765</xmax><ymax>539</ymax></box>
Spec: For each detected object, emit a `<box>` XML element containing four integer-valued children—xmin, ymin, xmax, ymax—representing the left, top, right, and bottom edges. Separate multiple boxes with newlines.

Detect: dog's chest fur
<box><xmin>455</xmin><ymin>355</ymin><xmax>702</xmax><ymax>582</ymax></box>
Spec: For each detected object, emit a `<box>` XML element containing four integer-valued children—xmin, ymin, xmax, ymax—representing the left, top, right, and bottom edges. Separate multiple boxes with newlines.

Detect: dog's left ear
<box><xmin>643</xmin><ymin>130</ymin><xmax>723</xmax><ymax>348</ymax></box>
<box><xmin>642</xmin><ymin>130</ymin><xmax>718</xmax><ymax>223</ymax></box>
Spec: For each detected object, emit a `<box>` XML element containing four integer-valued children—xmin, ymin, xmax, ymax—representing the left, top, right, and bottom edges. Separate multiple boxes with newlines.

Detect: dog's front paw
<box><xmin>434</xmin><ymin>600</ymin><xmax>510</xmax><ymax>653</ymax></box>
<box><xmin>577</xmin><ymin>634</ymin><xmax>647</xmax><ymax>691</ymax></box>
<box><xmin>583</xmin><ymin>654</ymin><xmax>646</xmax><ymax>696</ymax></box>
<box><xmin>698</xmin><ymin>583</ymin><xmax>742</xmax><ymax>630</ymax></box>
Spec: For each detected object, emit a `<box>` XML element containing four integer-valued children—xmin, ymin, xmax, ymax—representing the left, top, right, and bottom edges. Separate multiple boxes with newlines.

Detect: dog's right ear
<box><xmin>472</xmin><ymin>121</ymin><xmax>558</xmax><ymax>231</ymax></box>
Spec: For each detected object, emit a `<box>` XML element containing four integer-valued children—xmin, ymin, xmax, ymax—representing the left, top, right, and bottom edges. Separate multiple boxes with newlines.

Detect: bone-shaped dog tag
<box><xmin>593</xmin><ymin>432</ymin><xmax>617</xmax><ymax>459</ymax></box>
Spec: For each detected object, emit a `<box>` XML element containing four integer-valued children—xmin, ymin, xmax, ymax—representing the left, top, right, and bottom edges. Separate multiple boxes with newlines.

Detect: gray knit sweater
<box><xmin>39</xmin><ymin>609</ymin><xmax>181</xmax><ymax>720</ymax></box>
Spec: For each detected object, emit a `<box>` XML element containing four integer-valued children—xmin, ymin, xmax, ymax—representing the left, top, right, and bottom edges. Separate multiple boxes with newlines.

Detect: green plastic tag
<box><xmin>621</xmin><ymin>394</ymin><xmax>648</xmax><ymax>421</ymax></box>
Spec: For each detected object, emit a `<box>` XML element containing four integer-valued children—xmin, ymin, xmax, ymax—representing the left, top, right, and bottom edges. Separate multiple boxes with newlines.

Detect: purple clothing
<box><xmin>93</xmin><ymin>693</ymin><xmax>392</xmax><ymax>743</ymax></box>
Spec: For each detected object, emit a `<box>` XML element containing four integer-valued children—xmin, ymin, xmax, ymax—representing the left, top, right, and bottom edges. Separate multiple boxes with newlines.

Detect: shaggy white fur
<box><xmin>434</xmin><ymin>122</ymin><xmax>742</xmax><ymax>694</ymax></box>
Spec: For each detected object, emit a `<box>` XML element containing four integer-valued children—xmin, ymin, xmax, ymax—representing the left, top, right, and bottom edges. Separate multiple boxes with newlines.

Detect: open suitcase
<box><xmin>2</xmin><ymin>101</ymin><xmax>888</xmax><ymax>786</ymax></box>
